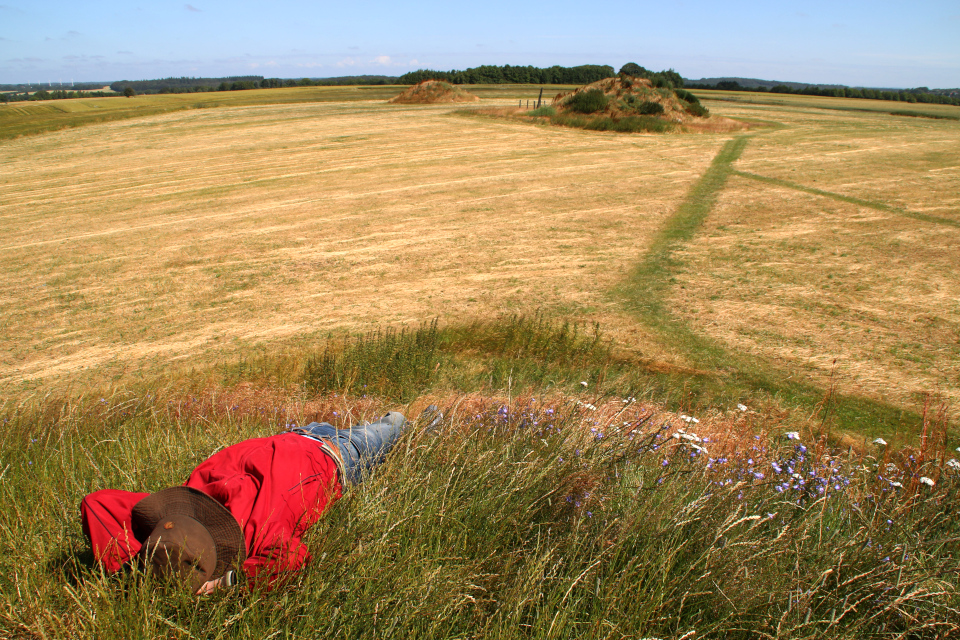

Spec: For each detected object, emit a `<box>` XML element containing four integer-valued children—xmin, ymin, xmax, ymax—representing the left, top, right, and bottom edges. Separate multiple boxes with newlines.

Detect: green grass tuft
<box><xmin>527</xmin><ymin>105</ymin><xmax>557</xmax><ymax>117</ymax></box>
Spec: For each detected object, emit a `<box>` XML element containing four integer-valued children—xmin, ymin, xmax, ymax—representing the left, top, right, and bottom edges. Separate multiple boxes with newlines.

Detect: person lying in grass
<box><xmin>80</xmin><ymin>410</ymin><xmax>419</xmax><ymax>594</ymax></box>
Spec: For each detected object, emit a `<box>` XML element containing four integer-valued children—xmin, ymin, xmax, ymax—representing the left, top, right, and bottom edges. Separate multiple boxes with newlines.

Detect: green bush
<box><xmin>637</xmin><ymin>101</ymin><xmax>665</xmax><ymax>115</ymax></box>
<box><xmin>684</xmin><ymin>103</ymin><xmax>709</xmax><ymax>118</ymax></box>
<box><xmin>567</xmin><ymin>89</ymin><xmax>609</xmax><ymax>114</ymax></box>
<box><xmin>674</xmin><ymin>88</ymin><xmax>700</xmax><ymax>104</ymax></box>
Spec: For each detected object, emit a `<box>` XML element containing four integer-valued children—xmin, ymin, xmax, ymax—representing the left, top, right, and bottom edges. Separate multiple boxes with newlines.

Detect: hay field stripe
<box><xmin>732</xmin><ymin>170</ymin><xmax>960</xmax><ymax>228</ymax></box>
<box><xmin>0</xmin><ymin>170</ymin><xmax>661</xmax><ymax>253</ymax></box>
<box><xmin>623</xmin><ymin>135</ymin><xmax>752</xmax><ymax>310</ymax></box>
<box><xmin>0</xmin><ymin>158</ymin><xmax>696</xmax><ymax>250</ymax></box>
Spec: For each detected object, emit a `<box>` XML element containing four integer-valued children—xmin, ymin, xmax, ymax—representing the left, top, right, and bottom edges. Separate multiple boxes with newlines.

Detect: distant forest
<box><xmin>686</xmin><ymin>79</ymin><xmax>960</xmax><ymax>106</ymax></box>
<box><xmin>398</xmin><ymin>64</ymin><xmax>615</xmax><ymax>85</ymax></box>
<box><xmin>102</xmin><ymin>75</ymin><xmax>401</xmax><ymax>94</ymax></box>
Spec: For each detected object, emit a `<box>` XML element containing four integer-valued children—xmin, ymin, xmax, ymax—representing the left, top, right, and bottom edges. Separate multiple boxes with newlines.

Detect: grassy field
<box><xmin>2</xmin><ymin>85</ymin><xmax>959</xmax><ymax>637</ymax></box>
<box><xmin>2</xmin><ymin>87</ymin><xmax>957</xmax><ymax>430</ymax></box>
<box><xmin>0</xmin><ymin>88</ymin><xmax>722</xmax><ymax>397</ymax></box>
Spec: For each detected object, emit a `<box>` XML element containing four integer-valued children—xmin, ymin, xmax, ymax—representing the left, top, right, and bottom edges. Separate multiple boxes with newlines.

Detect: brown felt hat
<box><xmin>131</xmin><ymin>487</ymin><xmax>246</xmax><ymax>591</ymax></box>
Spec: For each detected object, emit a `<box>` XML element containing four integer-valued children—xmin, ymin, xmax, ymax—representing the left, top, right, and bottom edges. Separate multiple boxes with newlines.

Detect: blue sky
<box><xmin>2</xmin><ymin>1</ymin><xmax>958</xmax><ymax>88</ymax></box>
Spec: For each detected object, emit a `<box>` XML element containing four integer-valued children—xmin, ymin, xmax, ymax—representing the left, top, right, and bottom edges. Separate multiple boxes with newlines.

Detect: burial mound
<box><xmin>388</xmin><ymin>80</ymin><xmax>481</xmax><ymax>104</ymax></box>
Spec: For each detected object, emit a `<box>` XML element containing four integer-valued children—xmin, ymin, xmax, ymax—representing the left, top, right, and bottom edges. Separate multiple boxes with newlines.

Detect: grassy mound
<box><xmin>4</xmin><ymin>381</ymin><xmax>958</xmax><ymax>637</ymax></box>
<box><xmin>496</xmin><ymin>75</ymin><xmax>747</xmax><ymax>134</ymax></box>
<box><xmin>554</xmin><ymin>75</ymin><xmax>707</xmax><ymax>122</ymax></box>
<box><xmin>2</xmin><ymin>316</ymin><xmax>958</xmax><ymax>636</ymax></box>
<box><xmin>389</xmin><ymin>80</ymin><xmax>480</xmax><ymax>104</ymax></box>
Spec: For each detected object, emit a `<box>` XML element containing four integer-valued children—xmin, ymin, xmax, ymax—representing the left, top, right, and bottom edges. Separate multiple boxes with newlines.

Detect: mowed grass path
<box><xmin>0</xmin><ymin>97</ymin><xmax>723</xmax><ymax>394</ymax></box>
<box><xmin>669</xmin><ymin>98</ymin><xmax>960</xmax><ymax>409</ymax></box>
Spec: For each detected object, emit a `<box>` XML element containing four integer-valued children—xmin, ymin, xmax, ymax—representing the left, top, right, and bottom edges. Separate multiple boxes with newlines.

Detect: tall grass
<box><xmin>549</xmin><ymin>113</ymin><xmax>675</xmax><ymax>134</ymax></box>
<box><xmin>303</xmin><ymin>321</ymin><xmax>443</xmax><ymax>402</ymax></box>
<box><xmin>300</xmin><ymin>315</ymin><xmax>615</xmax><ymax>401</ymax></box>
<box><xmin>2</xmin><ymin>390</ymin><xmax>957</xmax><ymax>638</ymax></box>
<box><xmin>218</xmin><ymin>313</ymin><xmax>941</xmax><ymax>441</ymax></box>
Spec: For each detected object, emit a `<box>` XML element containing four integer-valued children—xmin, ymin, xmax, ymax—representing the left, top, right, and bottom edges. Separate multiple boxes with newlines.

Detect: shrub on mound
<box><xmin>636</xmin><ymin>101</ymin><xmax>665</xmax><ymax>115</ymax></box>
<box><xmin>674</xmin><ymin>88</ymin><xmax>700</xmax><ymax>104</ymax></box>
<box><xmin>567</xmin><ymin>89</ymin><xmax>609</xmax><ymax>114</ymax></box>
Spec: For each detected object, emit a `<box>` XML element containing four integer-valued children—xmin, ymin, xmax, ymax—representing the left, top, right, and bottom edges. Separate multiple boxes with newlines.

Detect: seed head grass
<box><xmin>2</xmin><ymin>382</ymin><xmax>958</xmax><ymax>638</ymax></box>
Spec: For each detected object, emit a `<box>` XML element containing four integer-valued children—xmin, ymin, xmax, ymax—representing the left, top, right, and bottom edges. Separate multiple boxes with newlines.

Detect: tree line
<box><xmin>1</xmin><ymin>89</ymin><xmax>111</xmax><ymax>103</ymax></box>
<box><xmin>398</xmin><ymin>64</ymin><xmax>616</xmax><ymax>85</ymax></box>
<box><xmin>106</xmin><ymin>75</ymin><xmax>402</xmax><ymax>95</ymax></box>
<box><xmin>686</xmin><ymin>80</ymin><xmax>960</xmax><ymax>106</ymax></box>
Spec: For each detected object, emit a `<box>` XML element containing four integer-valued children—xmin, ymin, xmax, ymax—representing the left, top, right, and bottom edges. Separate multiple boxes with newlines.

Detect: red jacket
<box><xmin>80</xmin><ymin>432</ymin><xmax>342</xmax><ymax>583</ymax></box>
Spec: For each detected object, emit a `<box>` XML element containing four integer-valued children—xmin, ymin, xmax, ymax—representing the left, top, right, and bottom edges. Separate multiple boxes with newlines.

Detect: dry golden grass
<box><xmin>2</xmin><ymin>89</ymin><xmax>957</xmax><ymax>416</ymax></box>
<box><xmin>671</xmin><ymin>100</ymin><xmax>960</xmax><ymax>407</ymax></box>
<box><xmin>0</xmin><ymin>97</ymin><xmax>723</xmax><ymax>395</ymax></box>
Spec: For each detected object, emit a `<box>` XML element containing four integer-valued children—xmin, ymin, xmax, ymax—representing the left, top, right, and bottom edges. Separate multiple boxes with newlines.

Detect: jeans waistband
<box><xmin>291</xmin><ymin>431</ymin><xmax>347</xmax><ymax>487</ymax></box>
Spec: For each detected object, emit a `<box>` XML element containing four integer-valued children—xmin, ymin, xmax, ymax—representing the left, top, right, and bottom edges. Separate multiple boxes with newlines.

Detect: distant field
<box><xmin>692</xmin><ymin>89</ymin><xmax>960</xmax><ymax>120</ymax></box>
<box><xmin>1</xmin><ymin>86</ymin><xmax>958</xmax><ymax>425</ymax></box>
<box><xmin>0</xmin><ymin>84</ymin><xmax>577</xmax><ymax>140</ymax></box>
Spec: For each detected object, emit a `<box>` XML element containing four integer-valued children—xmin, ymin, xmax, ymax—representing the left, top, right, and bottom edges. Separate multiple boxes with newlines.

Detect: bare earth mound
<box><xmin>389</xmin><ymin>80</ymin><xmax>481</xmax><ymax>104</ymax></box>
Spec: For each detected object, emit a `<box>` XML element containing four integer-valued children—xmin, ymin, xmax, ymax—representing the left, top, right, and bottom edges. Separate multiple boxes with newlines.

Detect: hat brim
<box><xmin>132</xmin><ymin>486</ymin><xmax>245</xmax><ymax>581</ymax></box>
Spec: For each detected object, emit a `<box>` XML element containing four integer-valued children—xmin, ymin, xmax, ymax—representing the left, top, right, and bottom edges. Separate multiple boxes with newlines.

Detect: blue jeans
<box><xmin>293</xmin><ymin>412</ymin><xmax>406</xmax><ymax>485</ymax></box>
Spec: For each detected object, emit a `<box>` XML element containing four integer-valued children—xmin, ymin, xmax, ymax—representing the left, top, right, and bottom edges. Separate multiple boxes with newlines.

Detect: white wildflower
<box><xmin>946</xmin><ymin>459</ymin><xmax>960</xmax><ymax>470</ymax></box>
<box><xmin>889</xmin><ymin>481</ymin><xmax>903</xmax><ymax>488</ymax></box>
<box><xmin>580</xmin><ymin>381</ymin><xmax>588</xmax><ymax>388</ymax></box>
<box><xmin>785</xmin><ymin>432</ymin><xmax>800</xmax><ymax>441</ymax></box>
<box><xmin>872</xmin><ymin>438</ymin><xmax>888</xmax><ymax>446</ymax></box>
<box><xmin>737</xmin><ymin>403</ymin><xmax>748</xmax><ymax>412</ymax></box>
<box><xmin>919</xmin><ymin>477</ymin><xmax>935</xmax><ymax>487</ymax></box>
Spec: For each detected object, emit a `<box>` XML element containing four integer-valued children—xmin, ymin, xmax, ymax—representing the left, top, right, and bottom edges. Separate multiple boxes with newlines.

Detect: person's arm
<box><xmin>241</xmin><ymin>539</ymin><xmax>311</xmax><ymax>586</ymax></box>
<box><xmin>80</xmin><ymin>489</ymin><xmax>151</xmax><ymax>572</ymax></box>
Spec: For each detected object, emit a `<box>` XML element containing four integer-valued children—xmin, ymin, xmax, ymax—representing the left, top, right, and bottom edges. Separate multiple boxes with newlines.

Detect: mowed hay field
<box><xmin>0</xmin><ymin>91</ymin><xmax>720</xmax><ymax>395</ymax></box>
<box><xmin>1</xmin><ymin>87</ymin><xmax>958</xmax><ymax>418</ymax></box>
<box><xmin>672</xmin><ymin>95</ymin><xmax>960</xmax><ymax>409</ymax></box>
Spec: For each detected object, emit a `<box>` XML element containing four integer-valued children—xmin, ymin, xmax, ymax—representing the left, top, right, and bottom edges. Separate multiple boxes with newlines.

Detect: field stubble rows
<box><xmin>0</xmin><ymin>98</ymin><xmax>719</xmax><ymax>394</ymax></box>
<box><xmin>1</xmin><ymin>90</ymin><xmax>958</xmax><ymax>415</ymax></box>
<box><xmin>672</xmin><ymin>100</ymin><xmax>960</xmax><ymax>408</ymax></box>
